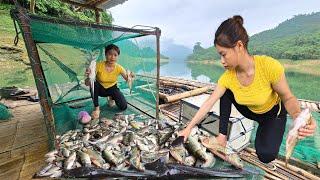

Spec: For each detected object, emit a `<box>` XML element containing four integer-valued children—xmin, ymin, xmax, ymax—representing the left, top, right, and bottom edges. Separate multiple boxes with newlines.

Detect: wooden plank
<box><xmin>0</xmin><ymin>156</ymin><xmax>25</xmax><ymax>180</ymax></box>
<box><xmin>0</xmin><ymin>124</ymin><xmax>17</xmax><ymax>153</ymax></box>
<box><xmin>60</xmin><ymin>0</ymin><xmax>103</xmax><ymax>11</ymax></box>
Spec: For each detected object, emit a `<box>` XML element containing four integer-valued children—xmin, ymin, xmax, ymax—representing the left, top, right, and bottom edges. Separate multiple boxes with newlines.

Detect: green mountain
<box><xmin>188</xmin><ymin>12</ymin><xmax>320</xmax><ymax>61</ymax></box>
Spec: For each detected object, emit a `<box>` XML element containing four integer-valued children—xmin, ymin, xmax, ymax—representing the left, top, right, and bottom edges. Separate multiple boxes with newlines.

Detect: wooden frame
<box><xmin>11</xmin><ymin>2</ymin><xmax>162</xmax><ymax>149</ymax></box>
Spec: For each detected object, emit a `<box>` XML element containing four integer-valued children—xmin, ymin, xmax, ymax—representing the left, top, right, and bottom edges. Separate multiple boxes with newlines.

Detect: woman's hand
<box><xmin>216</xmin><ymin>133</ymin><xmax>227</xmax><ymax>147</ymax></box>
<box><xmin>298</xmin><ymin>117</ymin><xmax>317</xmax><ymax>139</ymax></box>
<box><xmin>178</xmin><ymin>127</ymin><xmax>192</xmax><ymax>141</ymax></box>
<box><xmin>84</xmin><ymin>78</ymin><xmax>90</xmax><ymax>86</ymax></box>
<box><xmin>85</xmin><ymin>68</ymin><xmax>91</xmax><ymax>77</ymax></box>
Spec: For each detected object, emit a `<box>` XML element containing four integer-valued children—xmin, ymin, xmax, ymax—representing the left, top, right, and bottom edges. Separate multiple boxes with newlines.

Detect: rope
<box><xmin>13</xmin><ymin>19</ymin><xmax>21</xmax><ymax>46</ymax></box>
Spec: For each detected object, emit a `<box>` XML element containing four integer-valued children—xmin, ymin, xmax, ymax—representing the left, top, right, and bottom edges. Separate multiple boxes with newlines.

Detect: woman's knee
<box><xmin>256</xmin><ymin>151</ymin><xmax>277</xmax><ymax>163</ymax></box>
<box><xmin>117</xmin><ymin>100</ymin><xmax>127</xmax><ymax>110</ymax></box>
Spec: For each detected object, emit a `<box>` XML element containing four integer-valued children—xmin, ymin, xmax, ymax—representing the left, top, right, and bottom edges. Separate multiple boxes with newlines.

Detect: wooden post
<box><xmin>155</xmin><ymin>27</ymin><xmax>161</xmax><ymax>119</ymax></box>
<box><xmin>95</xmin><ymin>9</ymin><xmax>101</xmax><ymax>24</ymax></box>
<box><xmin>11</xmin><ymin>6</ymin><xmax>56</xmax><ymax>150</ymax></box>
<box><xmin>164</xmin><ymin>86</ymin><xmax>210</xmax><ymax>103</ymax></box>
<box><xmin>30</xmin><ymin>0</ymin><xmax>35</xmax><ymax>13</ymax></box>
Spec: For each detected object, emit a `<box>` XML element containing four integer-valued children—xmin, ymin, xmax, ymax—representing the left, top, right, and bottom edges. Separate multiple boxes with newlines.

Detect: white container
<box><xmin>180</xmin><ymin>94</ymin><xmax>255</xmax><ymax>152</ymax></box>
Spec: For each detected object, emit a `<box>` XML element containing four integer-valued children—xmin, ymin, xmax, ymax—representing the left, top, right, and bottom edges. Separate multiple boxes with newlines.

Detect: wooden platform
<box><xmin>0</xmin><ymin>100</ymin><xmax>49</xmax><ymax>179</ymax></box>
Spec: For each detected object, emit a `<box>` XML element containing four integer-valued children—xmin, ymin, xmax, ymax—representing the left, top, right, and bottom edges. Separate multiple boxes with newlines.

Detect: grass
<box><xmin>0</xmin><ymin>4</ymin><xmax>15</xmax><ymax>37</ymax></box>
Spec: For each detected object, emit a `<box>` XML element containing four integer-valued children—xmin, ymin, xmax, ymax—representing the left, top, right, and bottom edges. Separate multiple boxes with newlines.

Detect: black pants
<box><xmin>219</xmin><ymin>89</ymin><xmax>287</xmax><ymax>163</ymax></box>
<box><xmin>91</xmin><ymin>82</ymin><xmax>127</xmax><ymax>111</ymax></box>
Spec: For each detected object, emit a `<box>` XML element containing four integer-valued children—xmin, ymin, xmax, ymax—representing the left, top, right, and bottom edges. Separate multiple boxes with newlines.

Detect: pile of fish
<box><xmin>36</xmin><ymin>113</ymin><xmax>244</xmax><ymax>178</ymax></box>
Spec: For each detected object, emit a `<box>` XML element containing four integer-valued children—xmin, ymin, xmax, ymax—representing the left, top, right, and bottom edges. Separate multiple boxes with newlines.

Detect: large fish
<box><xmin>86</xmin><ymin>50</ymin><xmax>99</xmax><ymax>96</ymax></box>
<box><xmin>126</xmin><ymin>70</ymin><xmax>134</xmax><ymax>94</ymax></box>
<box><xmin>200</xmin><ymin>136</ymin><xmax>244</xmax><ymax>169</ymax></box>
<box><xmin>285</xmin><ymin>108</ymin><xmax>312</xmax><ymax>166</ymax></box>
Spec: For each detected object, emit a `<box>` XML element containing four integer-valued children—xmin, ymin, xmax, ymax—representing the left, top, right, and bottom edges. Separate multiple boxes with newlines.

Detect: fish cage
<box><xmin>10</xmin><ymin>3</ymin><xmax>161</xmax><ymax>149</ymax></box>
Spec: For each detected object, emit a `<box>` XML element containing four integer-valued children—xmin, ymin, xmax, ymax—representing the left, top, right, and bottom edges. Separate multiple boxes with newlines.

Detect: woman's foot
<box><xmin>107</xmin><ymin>96</ymin><xmax>116</xmax><ymax>107</ymax></box>
<box><xmin>92</xmin><ymin>109</ymin><xmax>100</xmax><ymax>119</ymax></box>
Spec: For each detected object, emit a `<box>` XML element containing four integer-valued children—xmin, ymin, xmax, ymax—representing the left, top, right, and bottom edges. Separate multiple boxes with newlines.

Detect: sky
<box><xmin>108</xmin><ymin>0</ymin><xmax>320</xmax><ymax>48</ymax></box>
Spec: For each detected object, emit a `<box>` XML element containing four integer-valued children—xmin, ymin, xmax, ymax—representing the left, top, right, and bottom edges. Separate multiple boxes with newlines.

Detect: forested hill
<box><xmin>188</xmin><ymin>12</ymin><xmax>320</xmax><ymax>61</ymax></box>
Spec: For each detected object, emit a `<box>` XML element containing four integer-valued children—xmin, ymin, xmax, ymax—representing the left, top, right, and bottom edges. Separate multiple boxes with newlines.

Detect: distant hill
<box><xmin>161</xmin><ymin>39</ymin><xmax>192</xmax><ymax>60</ymax></box>
<box><xmin>116</xmin><ymin>40</ymin><xmax>169</xmax><ymax>59</ymax></box>
<box><xmin>188</xmin><ymin>12</ymin><xmax>320</xmax><ymax>61</ymax></box>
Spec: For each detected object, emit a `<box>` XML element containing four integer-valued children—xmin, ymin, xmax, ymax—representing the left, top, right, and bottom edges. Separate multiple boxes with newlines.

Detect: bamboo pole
<box><xmin>30</xmin><ymin>0</ymin><xmax>35</xmax><ymax>13</ymax></box>
<box><xmin>275</xmin><ymin>160</ymin><xmax>320</xmax><ymax>180</ymax></box>
<box><xmin>95</xmin><ymin>9</ymin><xmax>101</xmax><ymax>24</ymax></box>
<box><xmin>163</xmin><ymin>86</ymin><xmax>210</xmax><ymax>103</ymax></box>
<box><xmin>273</xmin><ymin>161</ymin><xmax>306</xmax><ymax>180</ymax></box>
<box><xmin>159</xmin><ymin>102</ymin><xmax>179</xmax><ymax>109</ymax></box>
<box><xmin>138</xmin><ymin>74</ymin><xmax>216</xmax><ymax>90</ymax></box>
<box><xmin>160</xmin><ymin>81</ymin><xmax>195</xmax><ymax>90</ymax></box>
<box><xmin>245</xmin><ymin>147</ymin><xmax>320</xmax><ymax>177</ymax></box>
<box><xmin>160</xmin><ymin>109</ymin><xmax>179</xmax><ymax>121</ymax></box>
<box><xmin>240</xmin><ymin>155</ymin><xmax>289</xmax><ymax>180</ymax></box>
<box><xmin>155</xmin><ymin>27</ymin><xmax>161</xmax><ymax>119</ymax></box>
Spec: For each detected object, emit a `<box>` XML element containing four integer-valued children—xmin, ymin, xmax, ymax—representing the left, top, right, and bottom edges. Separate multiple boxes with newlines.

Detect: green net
<box><xmin>0</xmin><ymin>103</ymin><xmax>12</xmax><ymax>121</ymax></box>
<box><xmin>12</xmin><ymin>11</ymin><xmax>159</xmax><ymax>135</ymax></box>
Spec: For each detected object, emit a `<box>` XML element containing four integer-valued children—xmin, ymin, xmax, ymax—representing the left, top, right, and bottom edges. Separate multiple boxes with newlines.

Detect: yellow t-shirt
<box><xmin>96</xmin><ymin>62</ymin><xmax>125</xmax><ymax>89</ymax></box>
<box><xmin>218</xmin><ymin>55</ymin><xmax>284</xmax><ymax>114</ymax></box>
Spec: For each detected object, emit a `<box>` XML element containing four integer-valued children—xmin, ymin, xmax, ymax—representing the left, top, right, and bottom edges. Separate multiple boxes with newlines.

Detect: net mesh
<box><xmin>13</xmin><ymin>12</ymin><xmax>159</xmax><ymax>135</ymax></box>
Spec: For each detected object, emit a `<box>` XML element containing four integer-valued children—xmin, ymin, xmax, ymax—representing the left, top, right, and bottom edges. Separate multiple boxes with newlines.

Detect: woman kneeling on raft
<box><xmin>179</xmin><ymin>15</ymin><xmax>316</xmax><ymax>163</ymax></box>
<box><xmin>85</xmin><ymin>44</ymin><xmax>134</xmax><ymax>119</ymax></box>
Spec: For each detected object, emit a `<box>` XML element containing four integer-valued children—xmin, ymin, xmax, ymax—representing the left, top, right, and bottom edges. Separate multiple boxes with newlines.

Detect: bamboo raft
<box><xmin>0</xmin><ymin>100</ymin><xmax>49</xmax><ymax>179</ymax></box>
<box><xmin>0</xmin><ymin>76</ymin><xmax>319</xmax><ymax>179</ymax></box>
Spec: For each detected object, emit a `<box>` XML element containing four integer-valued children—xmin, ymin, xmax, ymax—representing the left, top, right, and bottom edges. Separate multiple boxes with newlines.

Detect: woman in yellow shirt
<box><xmin>85</xmin><ymin>44</ymin><xmax>133</xmax><ymax>119</ymax></box>
<box><xmin>179</xmin><ymin>15</ymin><xmax>316</xmax><ymax>163</ymax></box>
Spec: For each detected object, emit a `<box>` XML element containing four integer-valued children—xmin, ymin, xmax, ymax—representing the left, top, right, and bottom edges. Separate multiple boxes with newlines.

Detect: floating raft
<box><xmin>0</xmin><ymin>76</ymin><xmax>319</xmax><ymax>179</ymax></box>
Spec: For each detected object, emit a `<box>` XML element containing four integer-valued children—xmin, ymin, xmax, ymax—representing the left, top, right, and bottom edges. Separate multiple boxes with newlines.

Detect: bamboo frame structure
<box><xmin>10</xmin><ymin>2</ymin><xmax>161</xmax><ymax>148</ymax></box>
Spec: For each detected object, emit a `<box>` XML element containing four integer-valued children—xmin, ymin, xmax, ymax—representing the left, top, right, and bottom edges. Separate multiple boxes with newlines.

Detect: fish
<box><xmin>37</xmin><ymin>164</ymin><xmax>53</xmax><ymax>176</ymax></box>
<box><xmin>40</xmin><ymin>112</ymin><xmax>247</xmax><ymax>178</ymax></box>
<box><xmin>200</xmin><ymin>136</ymin><xmax>244</xmax><ymax>169</ymax></box>
<box><xmin>126</xmin><ymin>69</ymin><xmax>134</xmax><ymax>94</ymax></box>
<box><xmin>84</xmin><ymin>148</ymin><xmax>105</xmax><ymax>167</ymax></box>
<box><xmin>129</xmin><ymin>120</ymin><xmax>145</xmax><ymax>130</ymax></box>
<box><xmin>103</xmin><ymin>149</ymin><xmax>120</xmax><ymax>165</ymax></box>
<box><xmin>45</xmin><ymin>150</ymin><xmax>58</xmax><ymax>158</ymax></box>
<box><xmin>170</xmin><ymin>144</ymin><xmax>188</xmax><ymax>164</ymax></box>
<box><xmin>86</xmin><ymin>50</ymin><xmax>99</xmax><ymax>97</ymax></box>
<box><xmin>185</xmin><ymin>156</ymin><xmax>196</xmax><ymax>166</ymax></box>
<box><xmin>64</xmin><ymin>152</ymin><xmax>76</xmax><ymax>170</ymax></box>
<box><xmin>130</xmin><ymin>147</ymin><xmax>145</xmax><ymax>171</ymax></box>
<box><xmin>195</xmin><ymin>152</ymin><xmax>216</xmax><ymax>168</ymax></box>
<box><xmin>285</xmin><ymin>108</ymin><xmax>312</xmax><ymax>166</ymax></box>
<box><xmin>39</xmin><ymin>166</ymin><xmax>60</xmax><ymax>177</ymax></box>
<box><xmin>185</xmin><ymin>135</ymin><xmax>207</xmax><ymax>161</ymax></box>
<box><xmin>77</xmin><ymin>151</ymin><xmax>91</xmax><ymax>167</ymax></box>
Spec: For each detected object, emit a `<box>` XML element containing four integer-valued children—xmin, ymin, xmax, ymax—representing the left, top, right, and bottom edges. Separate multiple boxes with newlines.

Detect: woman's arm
<box><xmin>272</xmin><ymin>73</ymin><xmax>300</xmax><ymax>119</ymax></box>
<box><xmin>179</xmin><ymin>85</ymin><xmax>226</xmax><ymax>140</ymax></box>
<box><xmin>120</xmin><ymin>71</ymin><xmax>128</xmax><ymax>81</ymax></box>
<box><xmin>272</xmin><ymin>73</ymin><xmax>316</xmax><ymax>138</ymax></box>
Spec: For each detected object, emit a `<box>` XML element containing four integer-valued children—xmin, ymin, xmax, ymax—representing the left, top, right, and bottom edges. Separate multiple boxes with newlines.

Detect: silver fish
<box><xmin>129</xmin><ymin>147</ymin><xmax>145</xmax><ymax>171</ymax></box>
<box><xmin>170</xmin><ymin>144</ymin><xmax>187</xmax><ymax>164</ymax></box>
<box><xmin>126</xmin><ymin>70</ymin><xmax>134</xmax><ymax>94</ymax></box>
<box><xmin>78</xmin><ymin>151</ymin><xmax>91</xmax><ymax>167</ymax></box>
<box><xmin>186</xmin><ymin>135</ymin><xmax>207</xmax><ymax>161</ymax></box>
<box><xmin>64</xmin><ymin>152</ymin><xmax>76</xmax><ymax>170</ymax></box>
<box><xmin>201</xmin><ymin>136</ymin><xmax>243</xmax><ymax>169</ymax></box>
<box><xmin>86</xmin><ymin>50</ymin><xmax>99</xmax><ymax>99</ymax></box>
<box><xmin>286</xmin><ymin>108</ymin><xmax>312</xmax><ymax>166</ymax></box>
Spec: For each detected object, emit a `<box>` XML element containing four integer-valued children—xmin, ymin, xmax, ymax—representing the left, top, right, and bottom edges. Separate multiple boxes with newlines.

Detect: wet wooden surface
<box><xmin>0</xmin><ymin>100</ymin><xmax>49</xmax><ymax>179</ymax></box>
